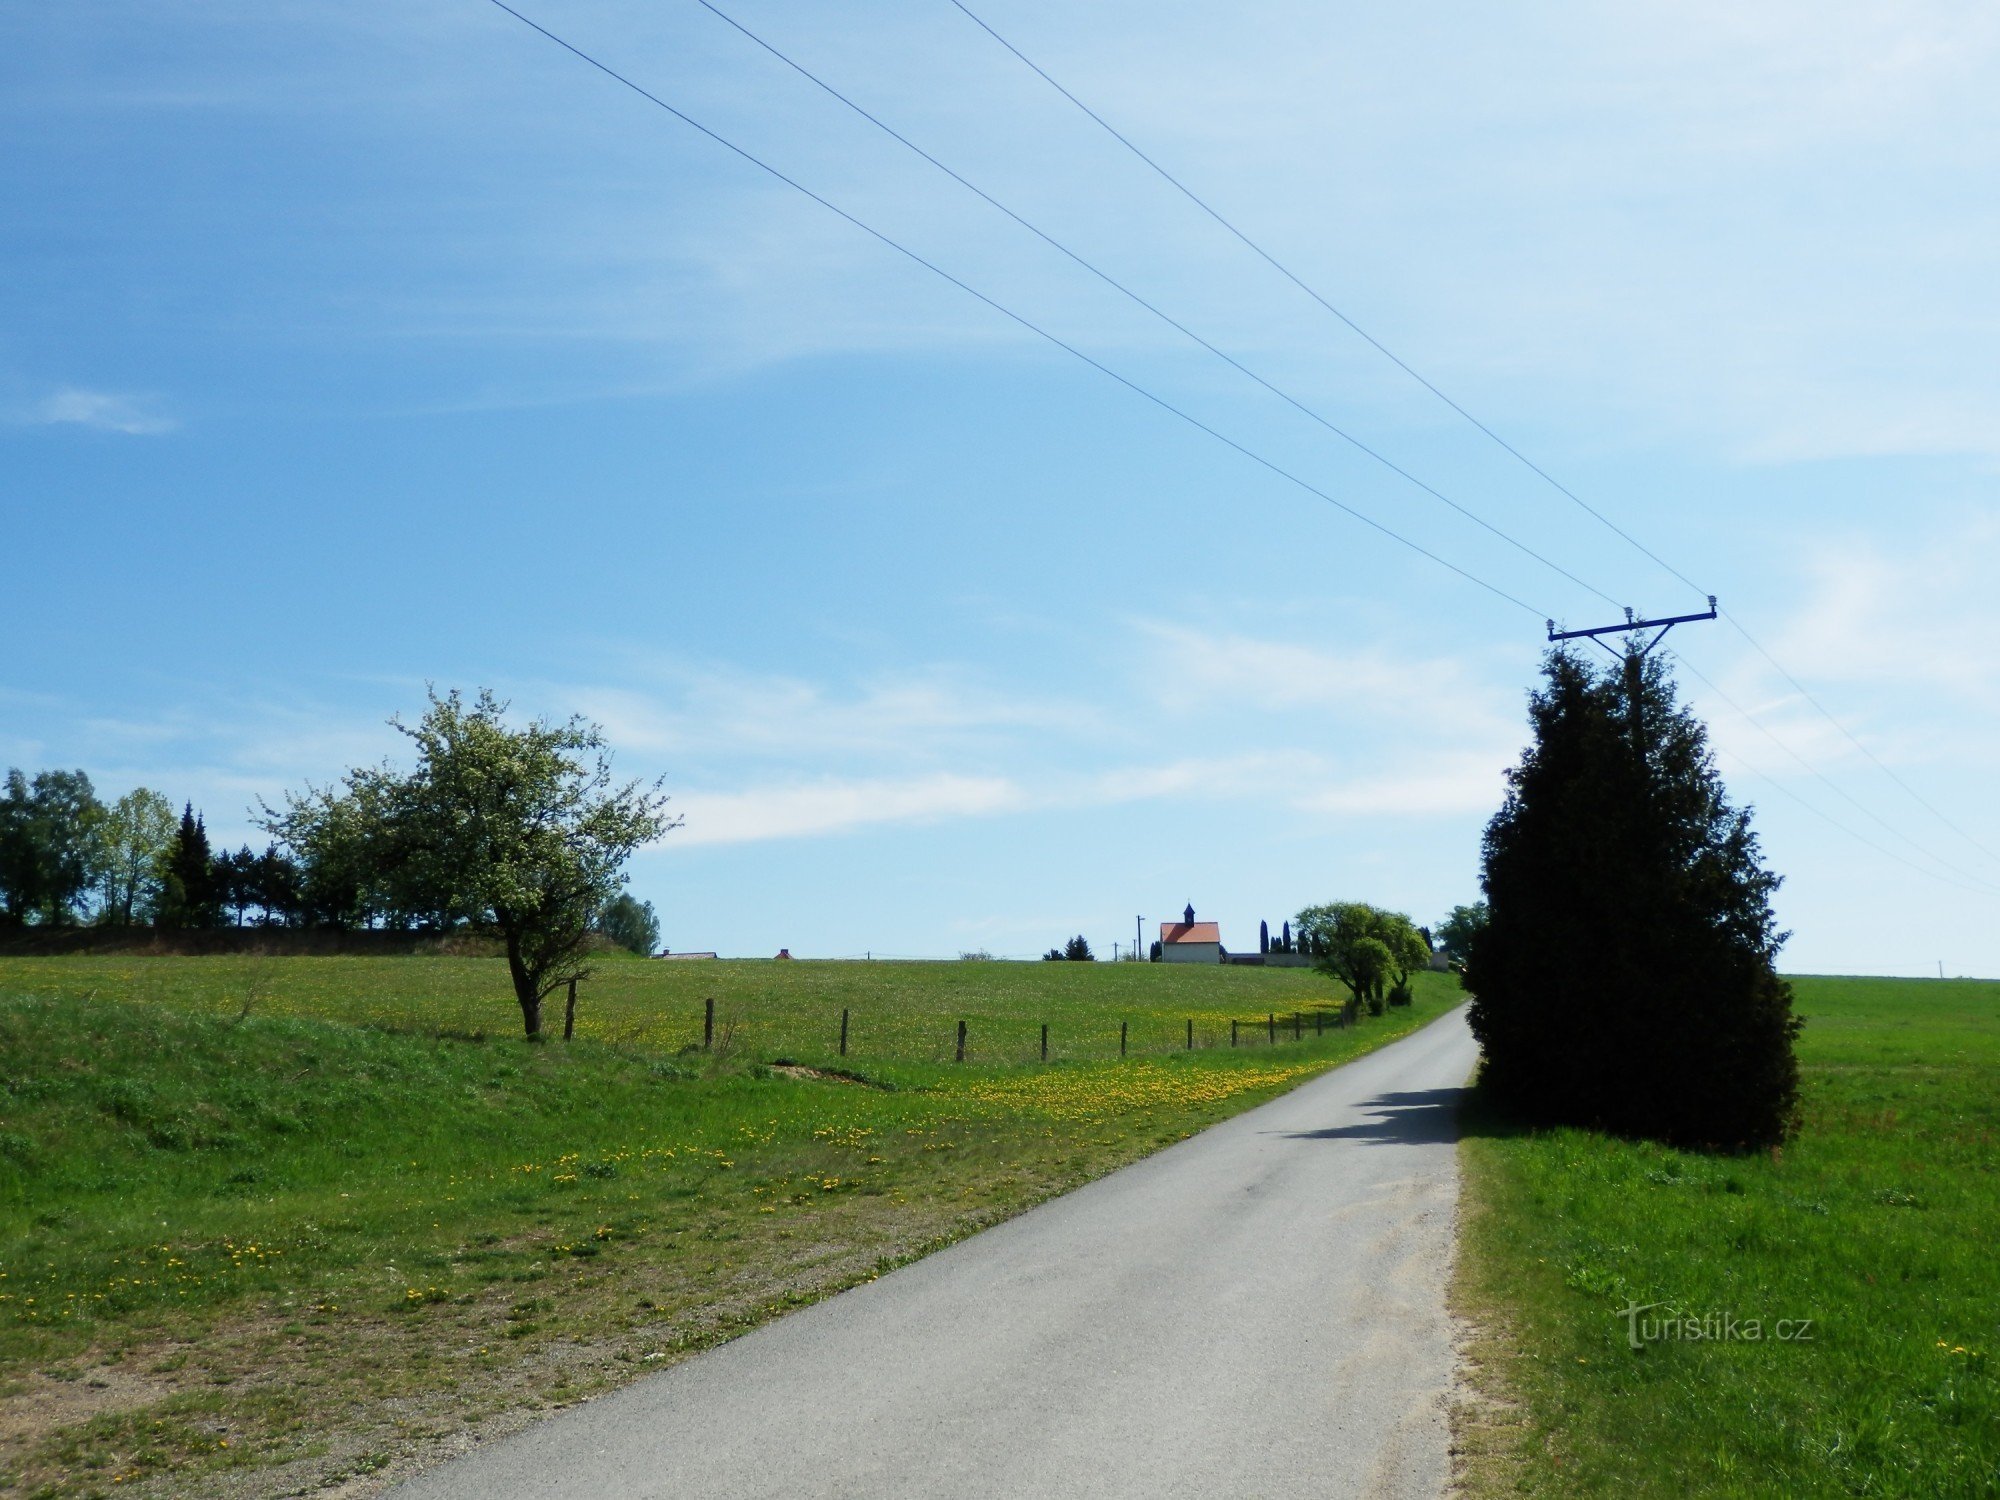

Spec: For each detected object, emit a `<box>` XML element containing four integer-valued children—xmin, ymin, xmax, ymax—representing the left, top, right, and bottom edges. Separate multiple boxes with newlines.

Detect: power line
<box><xmin>695</xmin><ymin>0</ymin><xmax>1622</xmax><ymax>612</ymax></box>
<box><xmin>1667</xmin><ymin>651</ymin><xmax>2000</xmax><ymax>897</ymax></box>
<box><xmin>478</xmin><ymin>0</ymin><xmax>1549</xmax><ymax>619</ymax></box>
<box><xmin>947</xmin><ymin>0</ymin><xmax>1997</xmax><ymax>895</ymax></box>
<box><xmin>1700</xmin><ymin>736</ymin><xmax>1993</xmax><ymax>900</ymax></box>
<box><xmin>1720</xmin><ymin>606</ymin><xmax>2000</xmax><ymax>871</ymax></box>
<box><xmin>941</xmin><ymin>0</ymin><xmax>1710</xmax><ymax>604</ymax></box>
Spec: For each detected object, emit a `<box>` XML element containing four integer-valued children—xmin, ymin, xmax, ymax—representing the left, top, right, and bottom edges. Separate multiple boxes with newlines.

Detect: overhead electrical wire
<box><xmin>477</xmin><ymin>0</ymin><xmax>1548</xmax><ymax>620</ymax></box>
<box><xmin>944</xmin><ymin>0</ymin><xmax>1998</xmax><ymax>884</ymax></box>
<box><xmin>693</xmin><ymin>0</ymin><xmax>1623</xmax><ymax>612</ymax></box>
<box><xmin>1719</xmin><ymin>606</ymin><xmax>2000</xmax><ymax>871</ymax></box>
<box><xmin>941</xmin><ymin>0</ymin><xmax>1710</xmax><ymax>605</ymax></box>
<box><xmin>478</xmin><ymin>0</ymin><xmax>1989</xmax><ymax>901</ymax></box>
<box><xmin>1666</xmin><ymin>651</ymin><xmax>2000</xmax><ymax>896</ymax></box>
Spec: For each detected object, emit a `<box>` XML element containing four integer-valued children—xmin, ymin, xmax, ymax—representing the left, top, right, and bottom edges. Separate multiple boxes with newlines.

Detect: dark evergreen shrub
<box><xmin>1465</xmin><ymin>649</ymin><xmax>1799</xmax><ymax>1149</ymax></box>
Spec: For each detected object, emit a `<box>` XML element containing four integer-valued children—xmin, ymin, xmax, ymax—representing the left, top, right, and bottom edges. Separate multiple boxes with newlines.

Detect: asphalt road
<box><xmin>394</xmin><ymin>1004</ymin><xmax>1480</xmax><ymax>1500</ymax></box>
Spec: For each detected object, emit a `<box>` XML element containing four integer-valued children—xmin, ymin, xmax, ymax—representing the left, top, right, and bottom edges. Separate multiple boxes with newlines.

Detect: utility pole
<box><xmin>1135</xmin><ymin>915</ymin><xmax>1143</xmax><ymax>962</ymax></box>
<box><xmin>1547</xmin><ymin>599</ymin><xmax>1718</xmax><ymax>766</ymax></box>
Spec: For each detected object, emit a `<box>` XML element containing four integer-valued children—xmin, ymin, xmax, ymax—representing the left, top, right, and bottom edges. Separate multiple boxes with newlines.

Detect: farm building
<box><xmin>1159</xmin><ymin>904</ymin><xmax>1223</xmax><ymax>964</ymax></box>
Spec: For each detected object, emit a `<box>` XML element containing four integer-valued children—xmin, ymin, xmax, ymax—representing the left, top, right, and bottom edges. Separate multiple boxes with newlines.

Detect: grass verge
<box><xmin>1</xmin><ymin>960</ymin><xmax>1457</xmax><ymax>1497</ymax></box>
<box><xmin>1452</xmin><ymin>974</ymin><xmax>1999</xmax><ymax>1498</ymax></box>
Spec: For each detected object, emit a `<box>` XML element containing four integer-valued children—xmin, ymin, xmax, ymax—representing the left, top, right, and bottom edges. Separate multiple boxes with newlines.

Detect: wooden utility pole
<box><xmin>1547</xmin><ymin>598</ymin><xmax>1718</xmax><ymax>767</ymax></box>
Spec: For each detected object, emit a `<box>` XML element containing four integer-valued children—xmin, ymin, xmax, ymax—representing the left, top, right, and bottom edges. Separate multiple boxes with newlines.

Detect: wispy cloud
<box><xmin>674</xmin><ymin>771</ymin><xmax>1024</xmax><ymax>846</ymax></box>
<box><xmin>10</xmin><ymin>387</ymin><xmax>177</xmax><ymax>435</ymax></box>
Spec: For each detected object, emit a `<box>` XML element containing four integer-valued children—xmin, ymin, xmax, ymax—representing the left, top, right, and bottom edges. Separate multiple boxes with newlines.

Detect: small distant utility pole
<box><xmin>1135</xmin><ymin>915</ymin><xmax>1142</xmax><ymax>961</ymax></box>
<box><xmin>1547</xmin><ymin>598</ymin><xmax>1718</xmax><ymax>764</ymax></box>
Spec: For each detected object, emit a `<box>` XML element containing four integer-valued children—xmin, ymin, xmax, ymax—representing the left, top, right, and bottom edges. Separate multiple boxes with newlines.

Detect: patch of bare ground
<box><xmin>1445</xmin><ymin>1151</ymin><xmax>1534</xmax><ymax>1498</ymax></box>
<box><xmin>3</xmin><ymin>1189</ymin><xmax>1034</xmax><ymax>1499</ymax></box>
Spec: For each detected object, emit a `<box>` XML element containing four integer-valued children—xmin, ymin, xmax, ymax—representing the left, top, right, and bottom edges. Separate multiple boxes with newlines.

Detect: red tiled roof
<box><xmin>1159</xmin><ymin>921</ymin><xmax>1221</xmax><ymax>944</ymax></box>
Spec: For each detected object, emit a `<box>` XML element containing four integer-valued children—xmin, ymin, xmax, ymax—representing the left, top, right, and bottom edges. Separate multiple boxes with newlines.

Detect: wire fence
<box><xmin>682</xmin><ymin>997</ymin><xmax>1362</xmax><ymax>1066</ymax></box>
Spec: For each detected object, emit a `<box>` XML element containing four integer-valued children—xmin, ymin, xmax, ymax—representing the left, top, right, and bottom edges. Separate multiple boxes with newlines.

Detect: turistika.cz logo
<box><xmin>1618</xmin><ymin>1301</ymin><xmax>1815</xmax><ymax>1350</ymax></box>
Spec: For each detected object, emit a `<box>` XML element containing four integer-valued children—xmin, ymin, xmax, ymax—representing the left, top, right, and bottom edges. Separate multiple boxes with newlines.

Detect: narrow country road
<box><xmin>395</xmin><ymin>1004</ymin><xmax>1480</xmax><ymax>1500</ymax></box>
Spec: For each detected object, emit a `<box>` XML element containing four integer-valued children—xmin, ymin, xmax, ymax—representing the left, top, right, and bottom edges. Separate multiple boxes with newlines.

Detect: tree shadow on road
<box><xmin>1270</xmin><ymin>1086</ymin><xmax>1470</xmax><ymax>1146</ymax></box>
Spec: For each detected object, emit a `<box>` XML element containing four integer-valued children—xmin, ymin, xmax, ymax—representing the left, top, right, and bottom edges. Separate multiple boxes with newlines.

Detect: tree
<box><xmin>1294</xmin><ymin>901</ymin><xmax>1426</xmax><ymax>1015</ymax></box>
<box><xmin>1280</xmin><ymin>919</ymin><xmax>1292</xmax><ymax>954</ymax></box>
<box><xmin>157</xmin><ymin>803</ymin><xmax>223</xmax><ymax>929</ymax></box>
<box><xmin>1383</xmin><ymin>919</ymin><xmax>1430</xmax><ymax>1006</ymax></box>
<box><xmin>261</xmin><ymin>688</ymin><xmax>677</xmax><ymax>1037</ymax></box>
<box><xmin>1149</xmin><ymin>939</ymin><xmax>1162</xmax><ymax>962</ymax></box>
<box><xmin>0</xmin><ymin>769</ymin><xmax>108</xmax><ymax>925</ymax></box>
<box><xmin>217</xmin><ymin>845</ymin><xmax>260</xmax><ymax>926</ymax></box>
<box><xmin>598</xmin><ymin>892</ymin><xmax>660</xmax><ymax>955</ymax></box>
<box><xmin>253</xmin><ymin>845</ymin><xmax>302</xmax><ymax>926</ymax></box>
<box><xmin>1259</xmin><ymin>919</ymin><xmax>1270</xmax><ymax>954</ymax></box>
<box><xmin>1433</xmin><ymin>903</ymin><xmax>1487</xmax><ymax>967</ymax></box>
<box><xmin>1063</xmin><ymin>934</ymin><xmax>1094</xmax><ymax>961</ymax></box>
<box><xmin>1465</xmin><ymin>649</ymin><xmax>1799</xmax><ymax>1149</ymax></box>
<box><xmin>95</xmin><ymin>788</ymin><xmax>175</xmax><ymax>925</ymax></box>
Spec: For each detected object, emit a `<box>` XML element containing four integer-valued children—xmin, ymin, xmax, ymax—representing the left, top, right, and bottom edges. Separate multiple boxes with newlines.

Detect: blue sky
<box><xmin>5</xmin><ymin>0</ymin><xmax>1997</xmax><ymax>973</ymax></box>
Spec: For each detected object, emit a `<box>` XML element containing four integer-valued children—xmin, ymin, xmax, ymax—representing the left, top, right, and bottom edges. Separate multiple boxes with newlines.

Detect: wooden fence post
<box><xmin>839</xmin><ymin>1007</ymin><xmax>850</xmax><ymax>1058</ymax></box>
<box><xmin>1315</xmin><ymin>1010</ymin><xmax>1324</xmax><ymax>1036</ymax></box>
<box><xmin>1040</xmin><ymin>1023</ymin><xmax>1048</xmax><ymax>1063</ymax></box>
<box><xmin>704</xmin><ymin>996</ymin><xmax>714</xmax><ymax>1051</ymax></box>
<box><xmin>1119</xmin><ymin>1020</ymin><xmax>1127</xmax><ymax>1058</ymax></box>
<box><xmin>1231</xmin><ymin>1020</ymin><xmax>1239</xmax><ymax>1048</ymax></box>
<box><xmin>563</xmin><ymin>977</ymin><xmax>577</xmax><ymax>1041</ymax></box>
<box><xmin>955</xmin><ymin>1019</ymin><xmax>966</xmax><ymax>1064</ymax></box>
<box><xmin>1293</xmin><ymin>1011</ymin><xmax>1302</xmax><ymax>1041</ymax></box>
<box><xmin>1268</xmin><ymin>1013</ymin><xmax>1276</xmax><ymax>1044</ymax></box>
<box><xmin>1186</xmin><ymin>1018</ymin><xmax>1193</xmax><ymax>1050</ymax></box>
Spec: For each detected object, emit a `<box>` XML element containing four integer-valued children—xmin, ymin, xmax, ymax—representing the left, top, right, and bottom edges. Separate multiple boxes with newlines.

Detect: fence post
<box><xmin>839</xmin><ymin>1007</ymin><xmax>849</xmax><ymax>1058</ymax></box>
<box><xmin>1040</xmin><ymin>1023</ymin><xmax>1049</xmax><ymax>1063</ymax></box>
<box><xmin>1231</xmin><ymin>1020</ymin><xmax>1238</xmax><ymax>1048</ymax></box>
<box><xmin>1315</xmin><ymin>1009</ymin><xmax>1324</xmax><ymax>1036</ymax></box>
<box><xmin>1293</xmin><ymin>1011</ymin><xmax>1302</xmax><ymax>1041</ymax></box>
<box><xmin>1186</xmin><ymin>1018</ymin><xmax>1193</xmax><ymax>1051</ymax></box>
<box><xmin>955</xmin><ymin>1019</ymin><xmax>966</xmax><ymax>1064</ymax></box>
<box><xmin>1268</xmin><ymin>1013</ymin><xmax>1276</xmax><ymax>1045</ymax></box>
<box><xmin>1120</xmin><ymin>1020</ymin><xmax>1127</xmax><ymax>1058</ymax></box>
<box><xmin>704</xmin><ymin>996</ymin><xmax>715</xmax><ymax>1051</ymax></box>
<box><xmin>563</xmin><ymin>977</ymin><xmax>577</xmax><ymax>1041</ymax></box>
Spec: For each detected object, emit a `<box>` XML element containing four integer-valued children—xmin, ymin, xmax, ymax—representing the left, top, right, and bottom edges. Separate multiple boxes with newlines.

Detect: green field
<box><xmin>0</xmin><ymin>952</ymin><xmax>1365</xmax><ymax>1062</ymax></box>
<box><xmin>1454</xmin><ymin>974</ymin><xmax>2000</xmax><ymax>1498</ymax></box>
<box><xmin>0</xmin><ymin>955</ymin><xmax>1455</xmax><ymax>1498</ymax></box>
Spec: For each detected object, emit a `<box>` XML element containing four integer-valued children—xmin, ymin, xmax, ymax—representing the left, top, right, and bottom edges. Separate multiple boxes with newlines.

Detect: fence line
<box><xmin>691</xmin><ymin>1000</ymin><xmax>1361</xmax><ymax>1065</ymax></box>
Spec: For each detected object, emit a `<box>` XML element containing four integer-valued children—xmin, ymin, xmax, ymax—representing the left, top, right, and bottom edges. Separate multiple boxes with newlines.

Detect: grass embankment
<box><xmin>0</xmin><ymin>958</ymin><xmax>1458</xmax><ymax>1497</ymax></box>
<box><xmin>1454</xmin><ymin>974</ymin><xmax>1999</xmax><ymax>1499</ymax></box>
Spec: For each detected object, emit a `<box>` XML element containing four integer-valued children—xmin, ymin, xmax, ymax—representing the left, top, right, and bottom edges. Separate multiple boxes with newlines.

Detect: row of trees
<box><xmin>1</xmin><ymin>772</ymin><xmax>666</xmax><ymax>958</ymax></box>
<box><xmin>0</xmin><ymin>774</ymin><xmax>220</xmax><ymax>928</ymax></box>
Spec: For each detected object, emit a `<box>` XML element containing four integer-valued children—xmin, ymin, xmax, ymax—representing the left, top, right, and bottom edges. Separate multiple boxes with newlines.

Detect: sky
<box><xmin>4</xmin><ymin>0</ymin><xmax>1997</xmax><ymax>973</ymax></box>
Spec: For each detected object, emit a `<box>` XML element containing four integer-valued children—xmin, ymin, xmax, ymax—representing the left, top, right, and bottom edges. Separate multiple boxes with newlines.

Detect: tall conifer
<box><xmin>1465</xmin><ymin>649</ymin><xmax>1800</xmax><ymax>1148</ymax></box>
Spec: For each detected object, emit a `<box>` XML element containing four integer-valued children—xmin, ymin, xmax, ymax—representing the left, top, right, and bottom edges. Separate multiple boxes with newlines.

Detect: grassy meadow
<box><xmin>0</xmin><ymin>954</ymin><xmax>1456</xmax><ymax>1498</ymax></box>
<box><xmin>1454</xmin><ymin>974</ymin><xmax>1999</xmax><ymax>1498</ymax></box>
<box><xmin>0</xmin><ymin>952</ymin><xmax>1364</xmax><ymax>1062</ymax></box>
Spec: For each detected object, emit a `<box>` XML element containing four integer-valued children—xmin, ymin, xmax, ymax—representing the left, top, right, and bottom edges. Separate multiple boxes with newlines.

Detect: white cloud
<box><xmin>565</xmin><ymin>663</ymin><xmax>1102</xmax><ymax>765</ymax></box>
<box><xmin>1294</xmin><ymin>750</ymin><xmax>1513</xmax><ymax>818</ymax></box>
<box><xmin>13</xmin><ymin>387</ymin><xmax>177</xmax><ymax>435</ymax></box>
<box><xmin>673</xmin><ymin>771</ymin><xmax>1024</xmax><ymax>846</ymax></box>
